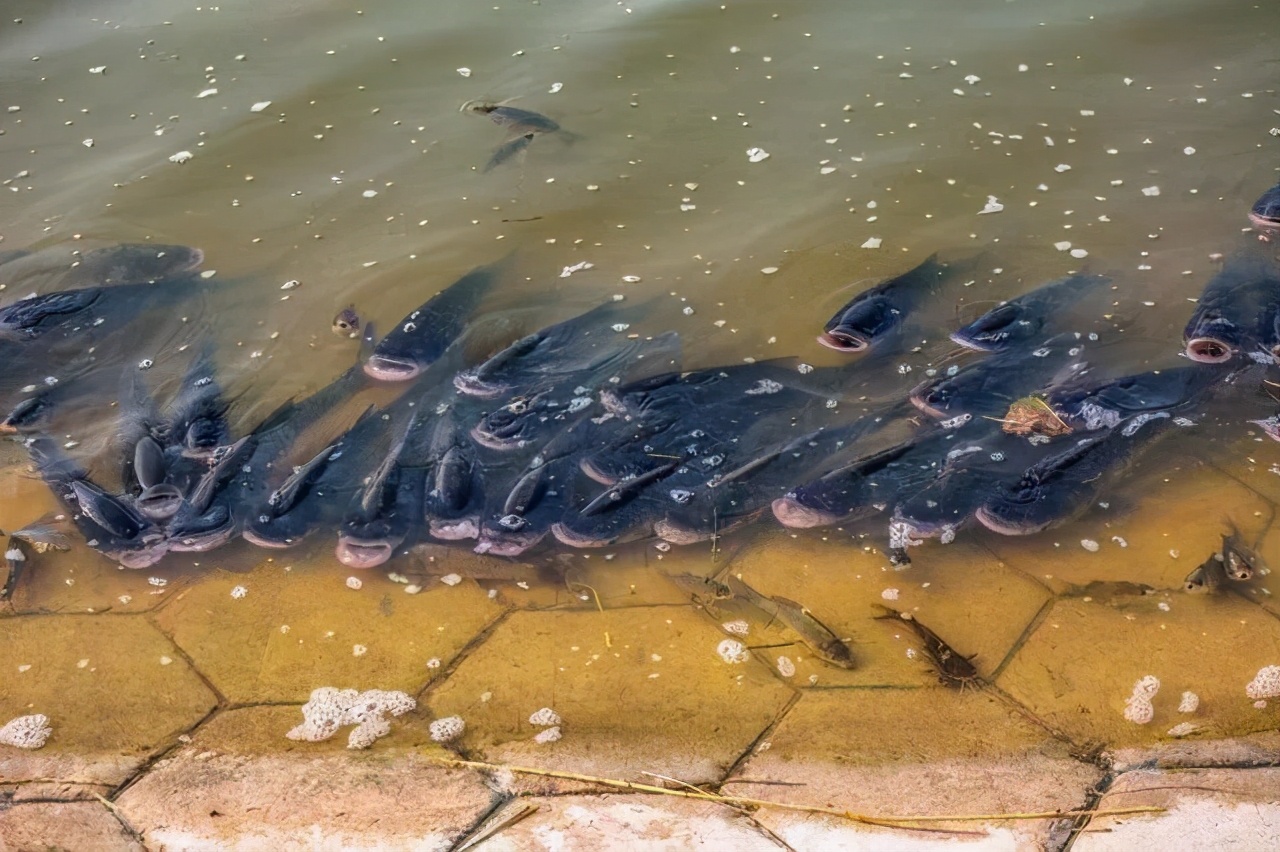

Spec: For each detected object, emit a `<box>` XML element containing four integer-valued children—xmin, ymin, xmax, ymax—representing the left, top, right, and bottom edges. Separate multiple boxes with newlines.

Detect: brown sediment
<box><xmin>993</xmin><ymin>395</ymin><xmax>1072</xmax><ymax>437</ymax></box>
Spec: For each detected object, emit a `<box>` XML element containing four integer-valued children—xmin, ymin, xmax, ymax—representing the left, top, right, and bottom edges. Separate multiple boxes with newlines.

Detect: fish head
<box><xmin>950</xmin><ymin>303</ymin><xmax>1034</xmax><ymax>351</ymax></box>
<box><xmin>818</xmin><ymin>294</ymin><xmax>899</xmax><ymax>353</ymax></box>
<box><xmin>242</xmin><ymin>506</ymin><xmax>318</xmax><ymax>549</ymax></box>
<box><xmin>0</xmin><ymin>395</ymin><xmax>52</xmax><ymax>434</ymax></box>
<box><xmin>1183</xmin><ymin>309</ymin><xmax>1246</xmax><ymax>364</ymax></box>
<box><xmin>1249</xmin><ymin>184</ymin><xmax>1280</xmax><ymax>234</ymax></box>
<box><xmin>135</xmin><ymin>484</ymin><xmax>184</xmax><ymax>520</ymax></box>
<box><xmin>169</xmin><ymin>505</ymin><xmax>235</xmax><ymax>552</ymax></box>
<box><xmin>183</xmin><ymin>418</ymin><xmax>228</xmax><ymax>458</ymax></box>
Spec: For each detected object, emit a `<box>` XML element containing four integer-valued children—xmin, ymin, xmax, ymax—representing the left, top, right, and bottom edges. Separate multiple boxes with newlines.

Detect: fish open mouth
<box><xmin>974</xmin><ymin>505</ymin><xmax>1045</xmax><ymax>536</ymax></box>
<box><xmin>473</xmin><ymin>528</ymin><xmax>546</xmax><ymax>557</ymax></box>
<box><xmin>653</xmin><ymin>518</ymin><xmax>712</xmax><ymax>545</ymax></box>
<box><xmin>363</xmin><ymin>355</ymin><xmax>422</xmax><ymax>382</ymax></box>
<box><xmin>771</xmin><ymin>495</ymin><xmax>841</xmax><ymax>529</ymax></box>
<box><xmin>817</xmin><ymin>330</ymin><xmax>868</xmax><ymax>353</ymax></box>
<box><xmin>550</xmin><ymin>522</ymin><xmax>614</xmax><ymax>548</ymax></box>
<box><xmin>241</xmin><ymin>527</ymin><xmax>298</xmax><ymax>549</ymax></box>
<box><xmin>469</xmin><ymin>424</ymin><xmax>522</xmax><ymax>452</ymax></box>
<box><xmin>136</xmin><ymin>485</ymin><xmax>185</xmax><ymax>521</ymax></box>
<box><xmin>452</xmin><ymin>371</ymin><xmax>507</xmax><ymax>399</ymax></box>
<box><xmin>1184</xmin><ymin>337</ymin><xmax>1235</xmax><ymax>364</ymax></box>
<box><xmin>336</xmin><ymin>537</ymin><xmax>394</xmax><ymax>568</ymax></box>
<box><xmin>907</xmin><ymin>382</ymin><xmax>950</xmax><ymax>419</ymax></box>
<box><xmin>1248</xmin><ymin>211</ymin><xmax>1280</xmax><ymax>232</ymax></box>
<box><xmin>429</xmin><ymin>517</ymin><xmax>479</xmax><ymax>541</ymax></box>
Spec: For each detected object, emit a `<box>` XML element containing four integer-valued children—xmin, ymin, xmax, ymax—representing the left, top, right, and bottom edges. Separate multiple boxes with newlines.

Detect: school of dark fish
<box><xmin>4</xmin><ymin>181</ymin><xmax>1280</xmax><ymax>596</ymax></box>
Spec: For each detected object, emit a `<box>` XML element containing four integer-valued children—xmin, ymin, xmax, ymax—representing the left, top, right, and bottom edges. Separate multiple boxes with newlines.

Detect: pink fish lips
<box><xmin>816</xmin><ymin>329</ymin><xmax>868</xmax><ymax>352</ymax></box>
<box><xmin>335</xmin><ymin>537</ymin><xmax>394</xmax><ymax>569</ymax></box>
<box><xmin>1183</xmin><ymin>337</ymin><xmax>1236</xmax><ymax>364</ymax></box>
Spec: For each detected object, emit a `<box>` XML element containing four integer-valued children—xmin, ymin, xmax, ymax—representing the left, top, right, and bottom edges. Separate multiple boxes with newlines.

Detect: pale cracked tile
<box><xmin>723</xmin><ymin>687</ymin><xmax>1098</xmax><ymax>849</ymax></box>
<box><xmin>0</xmin><ymin>801</ymin><xmax>142</xmax><ymax>851</ymax></box>
<box><xmin>427</xmin><ymin>607</ymin><xmax>793</xmax><ymax>788</ymax></box>
<box><xmin>115</xmin><ymin>706</ymin><xmax>495</xmax><ymax>852</ymax></box>
<box><xmin>1075</xmin><ymin>767</ymin><xmax>1280</xmax><ymax>851</ymax></box>
<box><xmin>466</xmin><ymin>794</ymin><xmax>784</xmax><ymax>851</ymax></box>
<box><xmin>0</xmin><ymin>615</ymin><xmax>216</xmax><ymax>787</ymax></box>
<box><xmin>997</xmin><ymin>597</ymin><xmax>1280</xmax><ymax>747</ymax></box>
<box><xmin>154</xmin><ymin>563</ymin><xmax>504</xmax><ymax>702</ymax></box>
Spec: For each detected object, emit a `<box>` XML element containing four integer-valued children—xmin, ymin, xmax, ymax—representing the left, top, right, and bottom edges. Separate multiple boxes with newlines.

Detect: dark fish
<box><xmin>463</xmin><ymin>101</ymin><xmax>562</xmax><ymax>135</ymax></box>
<box><xmin>1221</xmin><ymin>523</ymin><xmax>1267</xmax><ymax>581</ymax></box>
<box><xmin>725</xmin><ymin>576</ymin><xmax>856</xmax><ymax>669</ymax></box>
<box><xmin>364</xmin><ymin>260</ymin><xmax>503</xmax><ymax>382</ymax></box>
<box><xmin>0</xmin><ymin>243</ymin><xmax>202</xmax><ymax>292</ymax></box>
<box><xmin>1183</xmin><ymin>251</ymin><xmax>1280</xmax><ymax>364</ymax></box>
<box><xmin>335</xmin><ymin>411</ymin><xmax>421</xmax><ymax>569</ymax></box>
<box><xmin>1044</xmin><ymin>363</ymin><xmax>1229</xmax><ymax>431</ymax></box>
<box><xmin>332</xmin><ymin>305</ymin><xmax>361</xmax><ymax>338</ymax></box>
<box><xmin>818</xmin><ymin>255</ymin><xmax>947</xmax><ymax>353</ymax></box>
<box><xmin>241</xmin><ymin>405</ymin><xmax>390</xmax><ymax>549</ymax></box>
<box><xmin>1</xmin><ymin>514</ymin><xmax>72</xmax><ymax>601</ymax></box>
<box><xmin>910</xmin><ymin>333</ymin><xmax>1087</xmax><ymax>422</ymax></box>
<box><xmin>975</xmin><ymin>414</ymin><xmax>1172</xmax><ymax>536</ymax></box>
<box><xmin>484</xmin><ymin>134</ymin><xmax>534</xmax><ymax>173</ymax></box>
<box><xmin>1249</xmin><ymin>182</ymin><xmax>1280</xmax><ymax>234</ymax></box>
<box><xmin>26</xmin><ymin>437</ymin><xmax>168</xmax><ymax>568</ymax></box>
<box><xmin>950</xmin><ymin>274</ymin><xmax>1109</xmax><ymax>352</ymax></box>
<box><xmin>165</xmin><ymin>345</ymin><xmax>233</xmax><ymax>459</ymax></box>
<box><xmin>420</xmin><ymin>409</ymin><xmax>485</xmax><ymax>542</ymax></box>
<box><xmin>1184</xmin><ymin>553</ymin><xmax>1227</xmax><ymax>594</ymax></box>
<box><xmin>874</xmin><ymin>605</ymin><xmax>980</xmax><ymax>689</ymax></box>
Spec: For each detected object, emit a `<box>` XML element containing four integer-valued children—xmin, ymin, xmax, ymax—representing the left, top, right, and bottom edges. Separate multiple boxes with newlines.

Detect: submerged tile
<box><xmin>0</xmin><ymin>615</ymin><xmax>216</xmax><ymax>786</ymax></box>
<box><xmin>997</xmin><ymin>597</ymin><xmax>1280</xmax><ymax>747</ymax></box>
<box><xmin>0</xmin><ymin>801</ymin><xmax>142</xmax><ymax>851</ymax></box>
<box><xmin>154</xmin><ymin>564</ymin><xmax>504</xmax><ymax>703</ymax></box>
<box><xmin>427</xmin><ymin>607</ymin><xmax>794</xmax><ymax>787</ymax></box>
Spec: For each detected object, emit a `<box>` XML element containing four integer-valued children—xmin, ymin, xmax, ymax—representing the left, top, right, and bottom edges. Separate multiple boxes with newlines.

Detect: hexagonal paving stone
<box><xmin>997</xmin><ymin>596</ymin><xmax>1280</xmax><ymax>747</ymax></box>
<box><xmin>153</xmin><ymin>562</ymin><xmax>505</xmax><ymax>703</ymax></box>
<box><xmin>0</xmin><ymin>615</ymin><xmax>216</xmax><ymax>786</ymax></box>
<box><xmin>705</xmin><ymin>531</ymin><xmax>1049</xmax><ymax>687</ymax></box>
<box><xmin>982</xmin><ymin>464</ymin><xmax>1270</xmax><ymax>595</ymax></box>
<box><xmin>115</xmin><ymin>706</ymin><xmax>495</xmax><ymax>851</ymax></box>
<box><xmin>461</xmin><ymin>794</ymin><xmax>784</xmax><ymax>851</ymax></box>
<box><xmin>722</xmin><ymin>688</ymin><xmax>1099</xmax><ymax>837</ymax></box>
<box><xmin>427</xmin><ymin>607</ymin><xmax>794</xmax><ymax>786</ymax></box>
<box><xmin>1075</xmin><ymin>767</ymin><xmax>1280</xmax><ymax>851</ymax></box>
<box><xmin>0</xmin><ymin>801</ymin><xmax>142</xmax><ymax>851</ymax></box>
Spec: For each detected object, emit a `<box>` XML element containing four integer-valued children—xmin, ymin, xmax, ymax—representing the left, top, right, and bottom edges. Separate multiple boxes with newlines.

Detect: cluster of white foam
<box><xmin>0</xmin><ymin>714</ymin><xmax>52</xmax><ymax>749</ymax></box>
<box><xmin>429</xmin><ymin>716</ymin><xmax>465</xmax><ymax>743</ymax></box>
<box><xmin>1246</xmin><ymin>665</ymin><xmax>1280</xmax><ymax>702</ymax></box>
<box><xmin>1122</xmin><ymin>675</ymin><xmax>1160</xmax><ymax>724</ymax></box>
<box><xmin>286</xmin><ymin>687</ymin><xmax>416</xmax><ymax>750</ymax></box>
<box><xmin>528</xmin><ymin>707</ymin><xmax>561</xmax><ymax>727</ymax></box>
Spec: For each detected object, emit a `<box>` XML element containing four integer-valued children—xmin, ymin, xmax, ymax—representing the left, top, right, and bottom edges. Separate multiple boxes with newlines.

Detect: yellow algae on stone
<box><xmin>154</xmin><ymin>565</ymin><xmax>505</xmax><ymax>703</ymax></box>
<box><xmin>0</xmin><ymin>615</ymin><xmax>215</xmax><ymax>784</ymax></box>
<box><xmin>997</xmin><ymin>596</ymin><xmax>1280</xmax><ymax>747</ymax></box>
<box><xmin>427</xmin><ymin>607</ymin><xmax>792</xmax><ymax>786</ymax></box>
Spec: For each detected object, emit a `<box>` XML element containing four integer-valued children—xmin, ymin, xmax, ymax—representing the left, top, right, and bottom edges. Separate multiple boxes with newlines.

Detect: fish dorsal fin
<box><xmin>357</xmin><ymin>412</ymin><xmax>416</xmax><ymax>517</ymax></box>
<box><xmin>268</xmin><ymin>441</ymin><xmax>340</xmax><ymax>515</ymax></box>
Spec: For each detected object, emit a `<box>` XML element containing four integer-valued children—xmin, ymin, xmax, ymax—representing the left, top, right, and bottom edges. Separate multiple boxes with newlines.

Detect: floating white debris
<box><xmin>362</xmin><ymin>189</ymin><xmax>378</xmax><ymax>198</ymax></box>
<box><xmin>819</xmin><ymin>166</ymin><xmax>837</xmax><ymax>175</ymax></box>
<box><xmin>1080</xmin><ymin>110</ymin><xmax>1095</xmax><ymax>116</ymax></box>
<box><xmin>621</xmin><ymin>275</ymin><xmax>642</xmax><ymax>283</ymax></box>
<box><xmin>1112</xmin><ymin>536</ymin><xmax>1128</xmax><ymax>548</ymax></box>
<box><xmin>345</xmin><ymin>576</ymin><xmax>363</xmax><ymax>590</ymax></box>
<box><xmin>881</xmin><ymin>588</ymin><xmax>900</xmax><ymax>601</ymax></box>
<box><xmin>1018</xmin><ymin>63</ymin><xmax>1029</xmax><ymax>72</ymax></box>
<box><xmin>280</xmin><ymin>279</ymin><xmax>300</xmax><ymax>291</ymax></box>
<box><xmin>1141</xmin><ymin>186</ymin><xmax>1161</xmax><ymax>197</ymax></box>
<box><xmin>250</xmin><ymin>100</ymin><xmax>272</xmax><ymax>113</ymax></box>
<box><xmin>430</xmin><ymin>715</ymin><xmax>466</xmax><ymax>743</ymax></box>
<box><xmin>722</xmin><ymin>619</ymin><xmax>750</xmax><ymax>636</ymax></box>
<box><xmin>230</xmin><ymin>585</ymin><xmax>247</xmax><ymax>599</ymax></box>
<box><xmin>861</xmin><ymin>237</ymin><xmax>882</xmax><ymax>249</ymax></box>
<box><xmin>746</xmin><ymin>147</ymin><xmax>770</xmax><ymax>163</ymax></box>
<box><xmin>426</xmin><ymin>658</ymin><xmax>441</xmax><ymax>669</ymax></box>
<box><xmin>1054</xmin><ymin>241</ymin><xmax>1072</xmax><ymax>252</ymax></box>
<box><xmin>1178</xmin><ymin>691</ymin><xmax>1200</xmax><ymax>713</ymax></box>
<box><xmin>716</xmin><ymin>639</ymin><xmax>749</xmax><ymax>664</ymax></box>
<box><xmin>1183</xmin><ymin>146</ymin><xmax>1196</xmax><ymax>155</ymax></box>
<box><xmin>82</xmin><ymin>139</ymin><xmax>94</xmax><ymax>148</ymax></box>
<box><xmin>0</xmin><ymin>714</ymin><xmax>52</xmax><ymax>750</ymax></box>
<box><xmin>548</xmin><ymin>82</ymin><xmax>563</xmax><ymax>94</ymax></box>
<box><xmin>964</xmin><ymin>74</ymin><xmax>980</xmax><ymax>85</ymax></box>
<box><xmin>197</xmin><ymin>88</ymin><xmax>218</xmax><ymax>99</ymax></box>
<box><xmin>1054</xmin><ymin>164</ymin><xmax>1072</xmax><ymax>173</ymax></box>
<box><xmin>1080</xmin><ymin>539</ymin><xmax>1100</xmax><ymax>552</ymax></box>
<box><xmin>528</xmin><ymin>707</ymin><xmax>561</xmax><ymax>727</ymax></box>
<box><xmin>440</xmin><ymin>573</ymin><xmax>462</xmax><ymax>586</ymax></box>
<box><xmin>1123</xmin><ymin>697</ymin><xmax>1154</xmax><ymax>724</ymax></box>
<box><xmin>89</xmin><ymin>66</ymin><xmax>106</xmax><ymax>75</ymax></box>
<box><xmin>456</xmin><ymin>67</ymin><xmax>472</xmax><ymax>77</ymax></box>
<box><xmin>1070</xmin><ymin>248</ymin><xmax>1089</xmax><ymax>259</ymax></box>
<box><xmin>287</xmin><ymin>688</ymin><xmax>416</xmax><ymax>749</ymax></box>
<box><xmin>776</xmin><ymin>656</ymin><xmax>796</xmax><ymax>678</ymax></box>
<box><xmin>1167</xmin><ymin>722</ymin><xmax>1201</xmax><ymax>738</ymax></box>
<box><xmin>560</xmin><ymin>261</ymin><xmax>594</xmax><ymax>278</ymax></box>
<box><xmin>1246</xmin><ymin>665</ymin><xmax>1280</xmax><ymax>700</ymax></box>
<box><xmin>761</xmin><ymin>266</ymin><xmax>778</xmax><ymax>274</ymax></box>
<box><xmin>978</xmin><ymin>195</ymin><xmax>1004</xmax><ymax>215</ymax></box>
<box><xmin>352</xmin><ymin>644</ymin><xmax>367</xmax><ymax>657</ymax></box>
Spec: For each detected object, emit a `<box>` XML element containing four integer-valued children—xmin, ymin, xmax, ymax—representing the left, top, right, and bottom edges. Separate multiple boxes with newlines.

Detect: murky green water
<box><xmin>2</xmin><ymin>0</ymin><xmax>1280</xmax><ymax>765</ymax></box>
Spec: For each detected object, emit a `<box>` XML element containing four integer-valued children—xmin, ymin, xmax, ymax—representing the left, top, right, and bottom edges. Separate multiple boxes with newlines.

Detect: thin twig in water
<box><xmin>423</xmin><ymin>756</ymin><xmax>1165</xmax><ymax>834</ymax></box>
<box><xmin>457</xmin><ymin>802</ymin><xmax>540</xmax><ymax>850</ymax></box>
